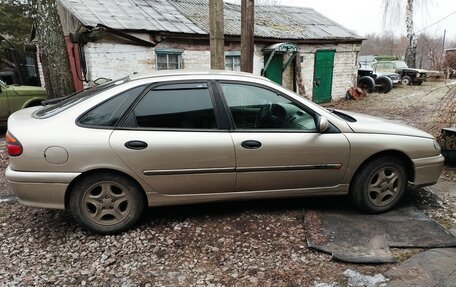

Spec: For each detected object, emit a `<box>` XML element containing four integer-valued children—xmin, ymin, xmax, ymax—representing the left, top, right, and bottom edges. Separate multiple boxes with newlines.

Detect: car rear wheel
<box><xmin>401</xmin><ymin>76</ymin><xmax>412</xmax><ymax>85</ymax></box>
<box><xmin>350</xmin><ymin>156</ymin><xmax>407</xmax><ymax>213</ymax></box>
<box><xmin>375</xmin><ymin>76</ymin><xmax>393</xmax><ymax>93</ymax></box>
<box><xmin>69</xmin><ymin>172</ymin><xmax>145</xmax><ymax>234</ymax></box>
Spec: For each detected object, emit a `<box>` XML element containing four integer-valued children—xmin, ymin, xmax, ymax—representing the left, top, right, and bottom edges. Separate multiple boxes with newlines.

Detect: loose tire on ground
<box><xmin>401</xmin><ymin>76</ymin><xmax>412</xmax><ymax>85</ymax></box>
<box><xmin>69</xmin><ymin>172</ymin><xmax>145</xmax><ymax>234</ymax></box>
<box><xmin>357</xmin><ymin>76</ymin><xmax>375</xmax><ymax>93</ymax></box>
<box><xmin>375</xmin><ymin>76</ymin><xmax>393</xmax><ymax>93</ymax></box>
<box><xmin>350</xmin><ymin>156</ymin><xmax>407</xmax><ymax>213</ymax></box>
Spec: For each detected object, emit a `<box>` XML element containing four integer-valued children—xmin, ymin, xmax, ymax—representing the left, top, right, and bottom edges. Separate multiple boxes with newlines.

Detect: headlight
<box><xmin>433</xmin><ymin>140</ymin><xmax>441</xmax><ymax>150</ymax></box>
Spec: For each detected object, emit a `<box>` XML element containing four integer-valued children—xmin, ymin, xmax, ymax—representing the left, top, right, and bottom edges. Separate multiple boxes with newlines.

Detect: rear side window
<box><xmin>124</xmin><ymin>83</ymin><xmax>217</xmax><ymax>129</ymax></box>
<box><xmin>35</xmin><ymin>77</ymin><xmax>130</xmax><ymax>118</ymax></box>
<box><xmin>78</xmin><ymin>86</ymin><xmax>146</xmax><ymax>127</ymax></box>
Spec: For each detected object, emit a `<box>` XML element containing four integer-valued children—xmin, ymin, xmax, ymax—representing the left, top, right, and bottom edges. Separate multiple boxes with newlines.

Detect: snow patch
<box><xmin>343</xmin><ymin>269</ymin><xmax>388</xmax><ymax>287</ymax></box>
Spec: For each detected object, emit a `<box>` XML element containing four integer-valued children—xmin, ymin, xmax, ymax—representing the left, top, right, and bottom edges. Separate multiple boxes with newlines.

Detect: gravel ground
<box><xmin>0</xmin><ymin>81</ymin><xmax>455</xmax><ymax>286</ymax></box>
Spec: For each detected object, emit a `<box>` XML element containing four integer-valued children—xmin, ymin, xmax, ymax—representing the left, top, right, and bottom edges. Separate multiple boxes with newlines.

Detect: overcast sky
<box><xmin>278</xmin><ymin>0</ymin><xmax>456</xmax><ymax>41</ymax></box>
<box><xmin>228</xmin><ymin>0</ymin><xmax>456</xmax><ymax>42</ymax></box>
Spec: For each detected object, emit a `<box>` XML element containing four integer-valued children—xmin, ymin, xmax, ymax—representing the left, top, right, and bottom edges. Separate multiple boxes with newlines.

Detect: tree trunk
<box><xmin>28</xmin><ymin>0</ymin><xmax>74</xmax><ymax>98</ymax></box>
<box><xmin>405</xmin><ymin>0</ymin><xmax>417</xmax><ymax>68</ymax></box>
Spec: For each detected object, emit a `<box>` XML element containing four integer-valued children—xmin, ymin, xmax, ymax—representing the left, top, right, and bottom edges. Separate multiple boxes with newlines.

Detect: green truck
<box><xmin>0</xmin><ymin>80</ymin><xmax>47</xmax><ymax>126</ymax></box>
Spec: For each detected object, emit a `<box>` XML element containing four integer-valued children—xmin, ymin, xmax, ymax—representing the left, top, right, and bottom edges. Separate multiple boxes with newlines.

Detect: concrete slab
<box><xmin>304</xmin><ymin>206</ymin><xmax>456</xmax><ymax>263</ymax></box>
<box><xmin>386</xmin><ymin>248</ymin><xmax>456</xmax><ymax>287</ymax></box>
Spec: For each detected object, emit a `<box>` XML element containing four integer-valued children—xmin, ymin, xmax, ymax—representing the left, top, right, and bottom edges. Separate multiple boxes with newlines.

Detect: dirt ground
<box><xmin>0</xmin><ymin>81</ymin><xmax>455</xmax><ymax>287</ymax></box>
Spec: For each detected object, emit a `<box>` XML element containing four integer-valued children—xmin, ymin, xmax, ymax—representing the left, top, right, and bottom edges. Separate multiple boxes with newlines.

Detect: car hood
<box><xmin>338</xmin><ymin>110</ymin><xmax>433</xmax><ymax>139</ymax></box>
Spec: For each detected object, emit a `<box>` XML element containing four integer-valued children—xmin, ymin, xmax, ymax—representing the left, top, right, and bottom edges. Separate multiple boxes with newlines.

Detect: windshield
<box><xmin>34</xmin><ymin>77</ymin><xmax>130</xmax><ymax>118</ymax></box>
<box><xmin>394</xmin><ymin>61</ymin><xmax>408</xmax><ymax>69</ymax></box>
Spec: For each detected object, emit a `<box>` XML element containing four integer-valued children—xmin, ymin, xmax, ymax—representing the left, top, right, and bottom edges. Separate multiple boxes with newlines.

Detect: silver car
<box><xmin>5</xmin><ymin>71</ymin><xmax>444</xmax><ymax>234</ymax></box>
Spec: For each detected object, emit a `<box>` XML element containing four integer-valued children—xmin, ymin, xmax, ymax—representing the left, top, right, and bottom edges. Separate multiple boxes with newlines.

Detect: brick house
<box><xmin>57</xmin><ymin>0</ymin><xmax>363</xmax><ymax>103</ymax></box>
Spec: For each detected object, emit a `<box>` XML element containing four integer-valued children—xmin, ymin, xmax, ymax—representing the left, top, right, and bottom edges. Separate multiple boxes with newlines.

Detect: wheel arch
<box><xmin>350</xmin><ymin>150</ymin><xmax>415</xmax><ymax>188</ymax></box>
<box><xmin>64</xmin><ymin>168</ymin><xmax>147</xmax><ymax>209</ymax></box>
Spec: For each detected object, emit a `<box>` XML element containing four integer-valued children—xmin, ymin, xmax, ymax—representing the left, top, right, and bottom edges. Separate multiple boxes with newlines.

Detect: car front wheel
<box><xmin>401</xmin><ymin>76</ymin><xmax>412</xmax><ymax>85</ymax></box>
<box><xmin>69</xmin><ymin>172</ymin><xmax>145</xmax><ymax>234</ymax></box>
<box><xmin>350</xmin><ymin>157</ymin><xmax>407</xmax><ymax>213</ymax></box>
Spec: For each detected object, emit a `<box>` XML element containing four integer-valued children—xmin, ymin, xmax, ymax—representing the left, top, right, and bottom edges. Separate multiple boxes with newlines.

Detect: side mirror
<box><xmin>317</xmin><ymin>116</ymin><xmax>329</xmax><ymax>133</ymax></box>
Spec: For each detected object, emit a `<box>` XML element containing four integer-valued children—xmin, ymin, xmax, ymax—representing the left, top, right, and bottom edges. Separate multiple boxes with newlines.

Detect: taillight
<box><xmin>6</xmin><ymin>131</ymin><xmax>23</xmax><ymax>157</ymax></box>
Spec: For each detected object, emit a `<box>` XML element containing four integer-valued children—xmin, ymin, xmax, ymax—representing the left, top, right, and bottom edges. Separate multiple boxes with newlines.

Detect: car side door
<box><xmin>109</xmin><ymin>81</ymin><xmax>236</xmax><ymax>195</ymax></box>
<box><xmin>218</xmin><ymin>82</ymin><xmax>350</xmax><ymax>192</ymax></box>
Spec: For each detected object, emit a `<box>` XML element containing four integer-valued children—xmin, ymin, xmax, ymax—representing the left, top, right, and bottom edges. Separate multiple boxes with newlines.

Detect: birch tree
<box><xmin>28</xmin><ymin>0</ymin><xmax>74</xmax><ymax>98</ymax></box>
<box><xmin>383</xmin><ymin>0</ymin><xmax>431</xmax><ymax>68</ymax></box>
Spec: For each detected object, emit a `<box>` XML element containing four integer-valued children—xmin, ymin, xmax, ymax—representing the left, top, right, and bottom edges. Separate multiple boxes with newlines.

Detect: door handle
<box><xmin>241</xmin><ymin>140</ymin><xmax>262</xmax><ymax>149</ymax></box>
<box><xmin>125</xmin><ymin>140</ymin><xmax>148</xmax><ymax>150</ymax></box>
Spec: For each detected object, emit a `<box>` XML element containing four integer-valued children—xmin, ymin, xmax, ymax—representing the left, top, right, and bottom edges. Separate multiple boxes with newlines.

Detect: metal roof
<box><xmin>59</xmin><ymin>0</ymin><xmax>362</xmax><ymax>41</ymax></box>
<box><xmin>171</xmin><ymin>0</ymin><xmax>361</xmax><ymax>40</ymax></box>
<box><xmin>58</xmin><ymin>0</ymin><xmax>207</xmax><ymax>34</ymax></box>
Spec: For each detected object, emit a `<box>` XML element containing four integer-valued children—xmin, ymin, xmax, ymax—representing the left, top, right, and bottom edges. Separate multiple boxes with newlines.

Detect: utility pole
<box><xmin>241</xmin><ymin>0</ymin><xmax>254</xmax><ymax>73</ymax></box>
<box><xmin>209</xmin><ymin>0</ymin><xmax>225</xmax><ymax>69</ymax></box>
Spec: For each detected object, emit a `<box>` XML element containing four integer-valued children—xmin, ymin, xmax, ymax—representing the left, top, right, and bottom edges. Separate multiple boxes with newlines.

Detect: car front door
<box><xmin>218</xmin><ymin>82</ymin><xmax>350</xmax><ymax>192</ymax></box>
<box><xmin>110</xmin><ymin>82</ymin><xmax>235</xmax><ymax>195</ymax></box>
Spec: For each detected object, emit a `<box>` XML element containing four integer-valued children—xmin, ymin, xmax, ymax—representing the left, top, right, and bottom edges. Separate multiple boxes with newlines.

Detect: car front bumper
<box><xmin>411</xmin><ymin>155</ymin><xmax>444</xmax><ymax>188</ymax></box>
<box><xmin>5</xmin><ymin>166</ymin><xmax>80</xmax><ymax>209</ymax></box>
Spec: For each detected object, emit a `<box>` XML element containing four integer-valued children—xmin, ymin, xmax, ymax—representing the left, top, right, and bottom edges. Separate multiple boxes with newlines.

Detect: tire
<box><xmin>375</xmin><ymin>76</ymin><xmax>393</xmax><ymax>93</ymax></box>
<box><xmin>350</xmin><ymin>156</ymin><xmax>407</xmax><ymax>213</ymax></box>
<box><xmin>401</xmin><ymin>76</ymin><xmax>412</xmax><ymax>85</ymax></box>
<box><xmin>357</xmin><ymin>76</ymin><xmax>375</xmax><ymax>93</ymax></box>
<box><xmin>69</xmin><ymin>172</ymin><xmax>145</xmax><ymax>234</ymax></box>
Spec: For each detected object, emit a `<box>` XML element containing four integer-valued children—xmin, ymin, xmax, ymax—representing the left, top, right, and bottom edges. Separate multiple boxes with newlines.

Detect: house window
<box><xmin>225</xmin><ymin>51</ymin><xmax>241</xmax><ymax>71</ymax></box>
<box><xmin>155</xmin><ymin>49</ymin><xmax>183</xmax><ymax>70</ymax></box>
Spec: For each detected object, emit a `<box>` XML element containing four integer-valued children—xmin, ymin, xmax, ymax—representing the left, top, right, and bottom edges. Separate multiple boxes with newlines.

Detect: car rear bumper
<box><xmin>411</xmin><ymin>155</ymin><xmax>444</xmax><ymax>188</ymax></box>
<box><xmin>5</xmin><ymin>166</ymin><xmax>80</xmax><ymax>209</ymax></box>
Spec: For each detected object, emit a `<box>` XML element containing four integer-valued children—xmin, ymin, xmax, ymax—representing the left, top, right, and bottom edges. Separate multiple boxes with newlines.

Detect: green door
<box><xmin>264</xmin><ymin>53</ymin><xmax>283</xmax><ymax>85</ymax></box>
<box><xmin>312</xmin><ymin>50</ymin><xmax>335</xmax><ymax>103</ymax></box>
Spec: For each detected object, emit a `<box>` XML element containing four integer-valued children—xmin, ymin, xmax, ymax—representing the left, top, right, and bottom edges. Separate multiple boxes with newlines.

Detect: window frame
<box><xmin>215</xmin><ymin>80</ymin><xmax>322</xmax><ymax>133</ymax></box>
<box><xmin>155</xmin><ymin>49</ymin><xmax>183</xmax><ymax>70</ymax></box>
<box><xmin>76</xmin><ymin>85</ymin><xmax>148</xmax><ymax>129</ymax></box>
<box><xmin>224</xmin><ymin>51</ymin><xmax>241</xmax><ymax>71</ymax></box>
<box><xmin>117</xmin><ymin>80</ymin><xmax>225</xmax><ymax>132</ymax></box>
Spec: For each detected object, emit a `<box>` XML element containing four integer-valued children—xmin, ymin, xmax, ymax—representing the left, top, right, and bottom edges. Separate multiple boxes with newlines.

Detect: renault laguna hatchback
<box><xmin>6</xmin><ymin>71</ymin><xmax>444</xmax><ymax>234</ymax></box>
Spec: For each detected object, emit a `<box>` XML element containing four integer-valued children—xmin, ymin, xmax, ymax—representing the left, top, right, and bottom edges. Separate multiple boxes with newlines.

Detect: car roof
<box><xmin>129</xmin><ymin>70</ymin><xmax>267</xmax><ymax>81</ymax></box>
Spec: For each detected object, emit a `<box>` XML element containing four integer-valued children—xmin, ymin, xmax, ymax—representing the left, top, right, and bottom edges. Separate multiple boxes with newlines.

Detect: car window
<box><xmin>220</xmin><ymin>83</ymin><xmax>316</xmax><ymax>130</ymax></box>
<box><xmin>384</xmin><ymin>63</ymin><xmax>395</xmax><ymax>70</ymax></box>
<box><xmin>127</xmin><ymin>83</ymin><xmax>217</xmax><ymax>129</ymax></box>
<box><xmin>78</xmin><ymin>85</ymin><xmax>146</xmax><ymax>127</ymax></box>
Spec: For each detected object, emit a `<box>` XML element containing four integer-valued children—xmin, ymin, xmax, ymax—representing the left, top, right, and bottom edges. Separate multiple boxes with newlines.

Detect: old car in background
<box><xmin>5</xmin><ymin>71</ymin><xmax>444</xmax><ymax>234</ymax></box>
<box><xmin>372</xmin><ymin>60</ymin><xmax>427</xmax><ymax>85</ymax></box>
<box><xmin>0</xmin><ymin>80</ymin><xmax>47</xmax><ymax>127</ymax></box>
<box><xmin>357</xmin><ymin>63</ymin><xmax>399</xmax><ymax>93</ymax></box>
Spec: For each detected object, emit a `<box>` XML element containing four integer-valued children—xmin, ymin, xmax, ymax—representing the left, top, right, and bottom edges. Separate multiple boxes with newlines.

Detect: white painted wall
<box><xmin>84</xmin><ymin>40</ymin><xmax>360</xmax><ymax>101</ymax></box>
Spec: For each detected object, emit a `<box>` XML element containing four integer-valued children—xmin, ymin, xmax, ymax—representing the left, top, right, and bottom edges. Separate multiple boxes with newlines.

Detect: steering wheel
<box><xmin>255</xmin><ymin>102</ymin><xmax>272</xmax><ymax>128</ymax></box>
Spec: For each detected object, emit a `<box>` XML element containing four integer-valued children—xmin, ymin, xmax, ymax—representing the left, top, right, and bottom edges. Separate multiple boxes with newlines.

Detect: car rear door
<box><xmin>218</xmin><ymin>82</ymin><xmax>350</xmax><ymax>192</ymax></box>
<box><xmin>109</xmin><ymin>81</ymin><xmax>236</xmax><ymax>195</ymax></box>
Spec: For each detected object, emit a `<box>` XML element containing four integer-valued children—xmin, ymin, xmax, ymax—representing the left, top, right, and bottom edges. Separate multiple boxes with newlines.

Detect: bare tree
<box><xmin>382</xmin><ymin>0</ymin><xmax>432</xmax><ymax>68</ymax></box>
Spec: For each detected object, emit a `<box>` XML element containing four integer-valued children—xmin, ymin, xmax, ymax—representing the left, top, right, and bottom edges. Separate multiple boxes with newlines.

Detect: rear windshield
<box><xmin>34</xmin><ymin>77</ymin><xmax>130</xmax><ymax>118</ymax></box>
